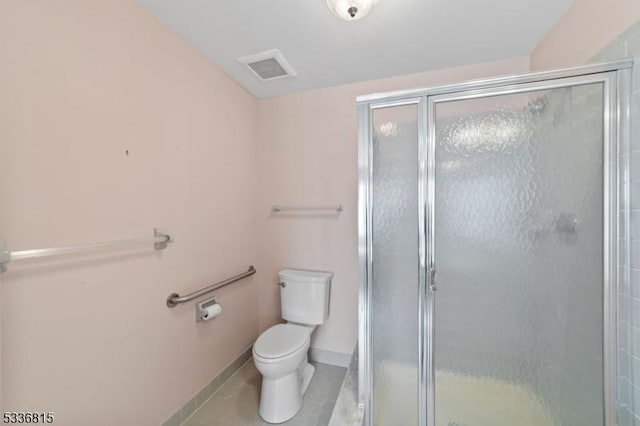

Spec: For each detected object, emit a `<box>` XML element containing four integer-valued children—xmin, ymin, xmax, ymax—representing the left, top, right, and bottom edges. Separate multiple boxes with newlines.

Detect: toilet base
<box><xmin>301</xmin><ymin>362</ymin><xmax>315</xmax><ymax>395</ymax></box>
<box><xmin>258</xmin><ymin>361</ymin><xmax>316</xmax><ymax>424</ymax></box>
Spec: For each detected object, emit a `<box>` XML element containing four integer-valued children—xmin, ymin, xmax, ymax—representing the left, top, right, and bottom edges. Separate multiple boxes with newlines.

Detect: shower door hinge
<box><xmin>428</xmin><ymin>264</ymin><xmax>437</xmax><ymax>292</ymax></box>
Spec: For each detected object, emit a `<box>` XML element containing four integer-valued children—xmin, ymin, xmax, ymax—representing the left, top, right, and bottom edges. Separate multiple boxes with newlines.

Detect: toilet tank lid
<box><xmin>278</xmin><ymin>269</ymin><xmax>333</xmax><ymax>283</ymax></box>
<box><xmin>253</xmin><ymin>324</ymin><xmax>311</xmax><ymax>359</ymax></box>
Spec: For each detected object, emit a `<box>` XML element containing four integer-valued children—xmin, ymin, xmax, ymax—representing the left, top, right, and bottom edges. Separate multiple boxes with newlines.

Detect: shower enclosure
<box><xmin>357</xmin><ymin>61</ymin><xmax>631</xmax><ymax>426</ymax></box>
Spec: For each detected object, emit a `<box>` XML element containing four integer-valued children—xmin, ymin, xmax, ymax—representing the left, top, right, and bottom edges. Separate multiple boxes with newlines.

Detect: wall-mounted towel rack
<box><xmin>0</xmin><ymin>228</ymin><xmax>171</xmax><ymax>273</ymax></box>
<box><xmin>271</xmin><ymin>205</ymin><xmax>343</xmax><ymax>213</ymax></box>
<box><xmin>166</xmin><ymin>265</ymin><xmax>256</xmax><ymax>308</ymax></box>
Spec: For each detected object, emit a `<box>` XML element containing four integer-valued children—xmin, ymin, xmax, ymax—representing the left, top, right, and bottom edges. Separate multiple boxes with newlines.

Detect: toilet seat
<box><xmin>253</xmin><ymin>324</ymin><xmax>311</xmax><ymax>361</ymax></box>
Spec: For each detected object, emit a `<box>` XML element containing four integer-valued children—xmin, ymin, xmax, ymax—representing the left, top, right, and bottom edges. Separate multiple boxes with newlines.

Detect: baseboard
<box><xmin>309</xmin><ymin>348</ymin><xmax>352</xmax><ymax>368</ymax></box>
<box><xmin>162</xmin><ymin>346</ymin><xmax>253</xmax><ymax>426</ymax></box>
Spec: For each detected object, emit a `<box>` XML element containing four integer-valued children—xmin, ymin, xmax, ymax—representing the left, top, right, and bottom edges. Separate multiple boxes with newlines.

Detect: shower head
<box><xmin>527</xmin><ymin>97</ymin><xmax>548</xmax><ymax>114</ymax></box>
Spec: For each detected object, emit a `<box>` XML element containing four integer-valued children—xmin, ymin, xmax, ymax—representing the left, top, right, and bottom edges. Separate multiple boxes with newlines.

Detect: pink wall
<box><xmin>531</xmin><ymin>0</ymin><xmax>640</xmax><ymax>70</ymax></box>
<box><xmin>0</xmin><ymin>1</ymin><xmax>530</xmax><ymax>421</ymax></box>
<box><xmin>256</xmin><ymin>56</ymin><xmax>530</xmax><ymax>355</ymax></box>
<box><xmin>0</xmin><ymin>1</ymin><xmax>258</xmax><ymax>424</ymax></box>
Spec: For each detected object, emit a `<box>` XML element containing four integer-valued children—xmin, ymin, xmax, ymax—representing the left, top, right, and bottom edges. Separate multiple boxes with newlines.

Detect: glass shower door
<box><xmin>368</xmin><ymin>103</ymin><xmax>420</xmax><ymax>426</ymax></box>
<box><xmin>430</xmin><ymin>81</ymin><xmax>609</xmax><ymax>426</ymax></box>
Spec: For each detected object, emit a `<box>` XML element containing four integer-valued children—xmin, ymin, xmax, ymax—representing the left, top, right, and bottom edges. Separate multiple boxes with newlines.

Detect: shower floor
<box><xmin>375</xmin><ymin>365</ymin><xmax>555</xmax><ymax>426</ymax></box>
<box><xmin>434</xmin><ymin>370</ymin><xmax>555</xmax><ymax>426</ymax></box>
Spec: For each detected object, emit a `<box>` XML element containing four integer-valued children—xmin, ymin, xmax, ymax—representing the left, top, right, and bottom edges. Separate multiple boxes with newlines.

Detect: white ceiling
<box><xmin>136</xmin><ymin>0</ymin><xmax>573</xmax><ymax>99</ymax></box>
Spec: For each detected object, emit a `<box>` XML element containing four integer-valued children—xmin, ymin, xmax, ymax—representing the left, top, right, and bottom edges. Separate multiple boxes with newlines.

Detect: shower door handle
<box><xmin>428</xmin><ymin>264</ymin><xmax>437</xmax><ymax>292</ymax></box>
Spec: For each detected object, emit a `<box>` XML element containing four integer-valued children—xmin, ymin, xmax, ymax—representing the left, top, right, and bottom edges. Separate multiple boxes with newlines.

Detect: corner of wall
<box><xmin>530</xmin><ymin>1</ymin><xmax>640</xmax><ymax>70</ymax></box>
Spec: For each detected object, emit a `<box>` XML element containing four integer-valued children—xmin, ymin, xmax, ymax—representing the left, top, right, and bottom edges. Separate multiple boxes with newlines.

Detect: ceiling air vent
<box><xmin>238</xmin><ymin>49</ymin><xmax>297</xmax><ymax>81</ymax></box>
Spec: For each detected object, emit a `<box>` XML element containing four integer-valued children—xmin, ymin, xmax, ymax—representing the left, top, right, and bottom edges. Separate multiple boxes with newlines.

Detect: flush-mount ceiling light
<box><xmin>327</xmin><ymin>0</ymin><xmax>377</xmax><ymax>21</ymax></box>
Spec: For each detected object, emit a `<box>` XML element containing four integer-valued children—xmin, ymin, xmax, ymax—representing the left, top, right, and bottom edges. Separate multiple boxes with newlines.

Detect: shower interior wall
<box><xmin>588</xmin><ymin>23</ymin><xmax>640</xmax><ymax>425</ymax></box>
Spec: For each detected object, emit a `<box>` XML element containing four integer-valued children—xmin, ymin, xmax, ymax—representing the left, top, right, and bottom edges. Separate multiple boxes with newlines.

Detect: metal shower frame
<box><xmin>357</xmin><ymin>59</ymin><xmax>632</xmax><ymax>426</ymax></box>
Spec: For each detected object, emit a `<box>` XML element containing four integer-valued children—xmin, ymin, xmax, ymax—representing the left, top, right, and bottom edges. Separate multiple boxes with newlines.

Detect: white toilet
<box><xmin>253</xmin><ymin>268</ymin><xmax>332</xmax><ymax>424</ymax></box>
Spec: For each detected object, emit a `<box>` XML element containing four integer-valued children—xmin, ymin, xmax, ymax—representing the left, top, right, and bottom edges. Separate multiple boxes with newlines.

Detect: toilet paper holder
<box><xmin>196</xmin><ymin>297</ymin><xmax>221</xmax><ymax>323</ymax></box>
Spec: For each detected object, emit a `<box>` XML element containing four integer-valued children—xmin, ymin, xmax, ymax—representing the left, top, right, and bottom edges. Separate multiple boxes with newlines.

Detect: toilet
<box><xmin>253</xmin><ymin>268</ymin><xmax>332</xmax><ymax>424</ymax></box>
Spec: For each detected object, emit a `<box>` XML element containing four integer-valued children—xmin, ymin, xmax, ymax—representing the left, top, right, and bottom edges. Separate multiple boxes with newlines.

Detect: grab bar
<box><xmin>271</xmin><ymin>205</ymin><xmax>343</xmax><ymax>213</ymax></box>
<box><xmin>166</xmin><ymin>265</ymin><xmax>256</xmax><ymax>308</ymax></box>
<box><xmin>0</xmin><ymin>228</ymin><xmax>171</xmax><ymax>273</ymax></box>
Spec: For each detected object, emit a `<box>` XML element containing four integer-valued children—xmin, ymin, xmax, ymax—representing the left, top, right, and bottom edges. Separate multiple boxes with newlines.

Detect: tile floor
<box><xmin>328</xmin><ymin>348</ymin><xmax>362</xmax><ymax>426</ymax></box>
<box><xmin>183</xmin><ymin>360</ymin><xmax>347</xmax><ymax>426</ymax></box>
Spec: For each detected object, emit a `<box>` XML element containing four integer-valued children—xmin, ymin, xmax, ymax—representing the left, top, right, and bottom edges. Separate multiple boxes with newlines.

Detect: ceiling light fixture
<box><xmin>326</xmin><ymin>0</ymin><xmax>377</xmax><ymax>21</ymax></box>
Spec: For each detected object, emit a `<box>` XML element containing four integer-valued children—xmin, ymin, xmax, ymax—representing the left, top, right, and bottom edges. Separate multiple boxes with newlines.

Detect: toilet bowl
<box><xmin>252</xmin><ymin>268</ymin><xmax>333</xmax><ymax>424</ymax></box>
<box><xmin>253</xmin><ymin>323</ymin><xmax>315</xmax><ymax>423</ymax></box>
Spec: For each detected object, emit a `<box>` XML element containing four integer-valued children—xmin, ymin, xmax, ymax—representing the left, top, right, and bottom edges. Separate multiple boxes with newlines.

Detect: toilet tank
<box><xmin>279</xmin><ymin>269</ymin><xmax>332</xmax><ymax>325</ymax></box>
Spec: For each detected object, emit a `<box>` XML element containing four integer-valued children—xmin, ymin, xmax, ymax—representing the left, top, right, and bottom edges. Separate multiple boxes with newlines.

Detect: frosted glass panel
<box><xmin>433</xmin><ymin>85</ymin><xmax>605</xmax><ymax>426</ymax></box>
<box><xmin>371</xmin><ymin>105</ymin><xmax>419</xmax><ymax>426</ymax></box>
